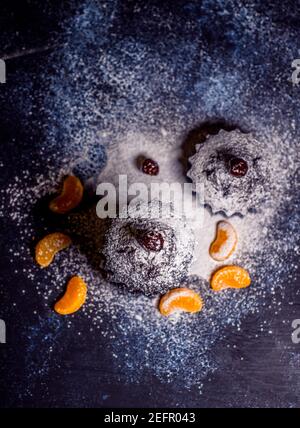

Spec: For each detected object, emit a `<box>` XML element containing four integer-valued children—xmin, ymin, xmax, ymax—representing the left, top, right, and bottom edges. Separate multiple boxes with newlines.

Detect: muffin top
<box><xmin>187</xmin><ymin>129</ymin><xmax>271</xmax><ymax>216</ymax></box>
<box><xmin>102</xmin><ymin>200</ymin><xmax>195</xmax><ymax>296</ymax></box>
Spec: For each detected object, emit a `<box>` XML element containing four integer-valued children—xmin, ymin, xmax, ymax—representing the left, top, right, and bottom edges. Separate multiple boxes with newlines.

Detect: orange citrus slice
<box><xmin>159</xmin><ymin>288</ymin><xmax>203</xmax><ymax>316</ymax></box>
<box><xmin>211</xmin><ymin>266</ymin><xmax>251</xmax><ymax>291</ymax></box>
<box><xmin>55</xmin><ymin>276</ymin><xmax>87</xmax><ymax>315</ymax></box>
<box><xmin>49</xmin><ymin>175</ymin><xmax>83</xmax><ymax>214</ymax></box>
<box><xmin>209</xmin><ymin>221</ymin><xmax>237</xmax><ymax>262</ymax></box>
<box><xmin>35</xmin><ymin>232</ymin><xmax>72</xmax><ymax>268</ymax></box>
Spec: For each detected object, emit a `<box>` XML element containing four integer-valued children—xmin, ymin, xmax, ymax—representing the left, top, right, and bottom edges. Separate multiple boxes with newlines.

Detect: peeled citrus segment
<box><xmin>211</xmin><ymin>265</ymin><xmax>251</xmax><ymax>292</ymax></box>
<box><xmin>55</xmin><ymin>276</ymin><xmax>87</xmax><ymax>315</ymax></box>
<box><xmin>49</xmin><ymin>175</ymin><xmax>83</xmax><ymax>214</ymax></box>
<box><xmin>35</xmin><ymin>232</ymin><xmax>72</xmax><ymax>268</ymax></box>
<box><xmin>209</xmin><ymin>221</ymin><xmax>237</xmax><ymax>262</ymax></box>
<box><xmin>159</xmin><ymin>288</ymin><xmax>203</xmax><ymax>317</ymax></box>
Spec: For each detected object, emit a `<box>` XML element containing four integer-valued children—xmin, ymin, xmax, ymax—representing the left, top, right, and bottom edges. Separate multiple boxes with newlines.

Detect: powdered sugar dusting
<box><xmin>1</xmin><ymin>0</ymin><xmax>300</xmax><ymax>400</ymax></box>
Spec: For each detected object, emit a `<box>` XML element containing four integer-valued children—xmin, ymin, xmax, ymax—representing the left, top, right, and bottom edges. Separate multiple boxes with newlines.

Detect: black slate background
<box><xmin>0</xmin><ymin>0</ymin><xmax>300</xmax><ymax>408</ymax></box>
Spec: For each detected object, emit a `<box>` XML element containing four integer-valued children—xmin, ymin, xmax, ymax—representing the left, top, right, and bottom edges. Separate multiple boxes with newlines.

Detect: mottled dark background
<box><xmin>0</xmin><ymin>0</ymin><xmax>300</xmax><ymax>408</ymax></box>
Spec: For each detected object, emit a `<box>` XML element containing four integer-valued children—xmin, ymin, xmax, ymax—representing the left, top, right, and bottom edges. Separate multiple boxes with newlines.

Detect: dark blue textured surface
<box><xmin>0</xmin><ymin>0</ymin><xmax>300</xmax><ymax>408</ymax></box>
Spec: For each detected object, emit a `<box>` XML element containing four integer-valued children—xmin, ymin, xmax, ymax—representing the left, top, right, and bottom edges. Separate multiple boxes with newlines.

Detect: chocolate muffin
<box><xmin>102</xmin><ymin>200</ymin><xmax>195</xmax><ymax>296</ymax></box>
<box><xmin>187</xmin><ymin>129</ymin><xmax>271</xmax><ymax>216</ymax></box>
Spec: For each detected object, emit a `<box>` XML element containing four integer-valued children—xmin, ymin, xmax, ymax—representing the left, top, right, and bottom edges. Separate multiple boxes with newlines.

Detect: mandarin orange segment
<box><xmin>35</xmin><ymin>232</ymin><xmax>72</xmax><ymax>268</ymax></box>
<box><xmin>54</xmin><ymin>276</ymin><xmax>87</xmax><ymax>315</ymax></box>
<box><xmin>49</xmin><ymin>175</ymin><xmax>83</xmax><ymax>214</ymax></box>
<box><xmin>209</xmin><ymin>221</ymin><xmax>237</xmax><ymax>262</ymax></box>
<box><xmin>159</xmin><ymin>287</ymin><xmax>203</xmax><ymax>317</ymax></box>
<box><xmin>211</xmin><ymin>265</ymin><xmax>251</xmax><ymax>292</ymax></box>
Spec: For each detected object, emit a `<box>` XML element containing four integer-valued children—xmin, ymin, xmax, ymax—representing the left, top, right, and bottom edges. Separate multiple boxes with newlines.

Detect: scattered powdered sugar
<box><xmin>1</xmin><ymin>0</ymin><xmax>300</xmax><ymax>395</ymax></box>
<box><xmin>3</xmin><ymin>123</ymin><xmax>298</xmax><ymax>390</ymax></box>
